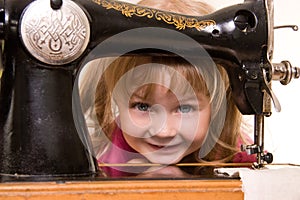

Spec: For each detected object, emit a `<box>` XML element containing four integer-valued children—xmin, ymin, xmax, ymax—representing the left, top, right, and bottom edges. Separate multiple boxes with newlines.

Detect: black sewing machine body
<box><xmin>0</xmin><ymin>0</ymin><xmax>292</xmax><ymax>179</ymax></box>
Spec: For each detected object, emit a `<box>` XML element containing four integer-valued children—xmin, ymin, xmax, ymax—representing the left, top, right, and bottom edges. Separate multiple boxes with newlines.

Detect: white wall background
<box><xmin>123</xmin><ymin>0</ymin><xmax>300</xmax><ymax>164</ymax></box>
<box><xmin>266</xmin><ymin>0</ymin><xmax>300</xmax><ymax>164</ymax></box>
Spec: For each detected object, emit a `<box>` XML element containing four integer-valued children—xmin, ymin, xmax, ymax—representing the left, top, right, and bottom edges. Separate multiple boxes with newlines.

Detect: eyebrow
<box><xmin>130</xmin><ymin>93</ymin><xmax>146</xmax><ymax>101</ymax></box>
<box><xmin>177</xmin><ymin>93</ymin><xmax>207</xmax><ymax>101</ymax></box>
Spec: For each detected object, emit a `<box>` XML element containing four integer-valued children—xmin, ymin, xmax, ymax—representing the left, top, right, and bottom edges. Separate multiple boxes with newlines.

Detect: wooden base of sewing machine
<box><xmin>0</xmin><ymin>179</ymin><xmax>243</xmax><ymax>200</ymax></box>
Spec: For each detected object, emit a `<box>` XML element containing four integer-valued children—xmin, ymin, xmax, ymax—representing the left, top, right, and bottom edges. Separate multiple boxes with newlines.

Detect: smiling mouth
<box><xmin>148</xmin><ymin>143</ymin><xmax>179</xmax><ymax>151</ymax></box>
<box><xmin>148</xmin><ymin>143</ymin><xmax>165</xmax><ymax>150</ymax></box>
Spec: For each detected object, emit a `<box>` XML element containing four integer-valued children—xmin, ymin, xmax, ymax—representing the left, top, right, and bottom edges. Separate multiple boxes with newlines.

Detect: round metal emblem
<box><xmin>20</xmin><ymin>0</ymin><xmax>90</xmax><ymax>65</ymax></box>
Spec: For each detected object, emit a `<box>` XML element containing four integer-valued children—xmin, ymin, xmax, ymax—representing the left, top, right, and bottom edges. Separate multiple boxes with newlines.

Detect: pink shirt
<box><xmin>99</xmin><ymin>126</ymin><xmax>256</xmax><ymax>177</ymax></box>
<box><xmin>99</xmin><ymin>126</ymin><xmax>146</xmax><ymax>177</ymax></box>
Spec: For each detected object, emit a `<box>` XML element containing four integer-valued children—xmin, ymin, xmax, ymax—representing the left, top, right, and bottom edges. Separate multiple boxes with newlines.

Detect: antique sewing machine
<box><xmin>0</xmin><ymin>0</ymin><xmax>299</xmax><ymax>184</ymax></box>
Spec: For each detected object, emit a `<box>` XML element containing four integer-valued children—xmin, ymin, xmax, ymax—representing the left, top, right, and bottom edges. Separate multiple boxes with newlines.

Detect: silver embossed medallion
<box><xmin>20</xmin><ymin>0</ymin><xmax>90</xmax><ymax>65</ymax></box>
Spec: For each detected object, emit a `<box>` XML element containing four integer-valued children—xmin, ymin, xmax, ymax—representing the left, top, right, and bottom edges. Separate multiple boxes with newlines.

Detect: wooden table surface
<box><xmin>0</xmin><ymin>179</ymin><xmax>243</xmax><ymax>200</ymax></box>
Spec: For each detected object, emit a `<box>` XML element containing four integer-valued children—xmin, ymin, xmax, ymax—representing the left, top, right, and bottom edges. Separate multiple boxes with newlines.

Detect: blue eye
<box><xmin>178</xmin><ymin>105</ymin><xmax>193</xmax><ymax>113</ymax></box>
<box><xmin>135</xmin><ymin>103</ymin><xmax>150</xmax><ymax>112</ymax></box>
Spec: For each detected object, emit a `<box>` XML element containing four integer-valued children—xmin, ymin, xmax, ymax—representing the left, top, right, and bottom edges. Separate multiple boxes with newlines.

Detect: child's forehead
<box><xmin>133</xmin><ymin>84</ymin><xmax>173</xmax><ymax>96</ymax></box>
<box><xmin>130</xmin><ymin>83</ymin><xmax>206</xmax><ymax>101</ymax></box>
<box><xmin>128</xmin><ymin>63</ymin><xmax>196</xmax><ymax>84</ymax></box>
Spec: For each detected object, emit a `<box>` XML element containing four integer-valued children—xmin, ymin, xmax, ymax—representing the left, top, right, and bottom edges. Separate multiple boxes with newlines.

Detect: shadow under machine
<box><xmin>0</xmin><ymin>0</ymin><xmax>299</xmax><ymax>181</ymax></box>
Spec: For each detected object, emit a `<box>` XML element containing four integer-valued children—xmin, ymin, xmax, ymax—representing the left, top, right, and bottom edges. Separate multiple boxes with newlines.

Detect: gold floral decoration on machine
<box><xmin>92</xmin><ymin>0</ymin><xmax>216</xmax><ymax>31</ymax></box>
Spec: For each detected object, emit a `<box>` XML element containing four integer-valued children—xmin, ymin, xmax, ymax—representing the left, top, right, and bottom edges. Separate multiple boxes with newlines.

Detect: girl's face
<box><xmin>117</xmin><ymin>84</ymin><xmax>211</xmax><ymax>164</ymax></box>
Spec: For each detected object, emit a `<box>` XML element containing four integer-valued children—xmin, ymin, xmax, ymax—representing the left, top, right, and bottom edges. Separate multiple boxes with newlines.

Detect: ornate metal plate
<box><xmin>20</xmin><ymin>0</ymin><xmax>90</xmax><ymax>65</ymax></box>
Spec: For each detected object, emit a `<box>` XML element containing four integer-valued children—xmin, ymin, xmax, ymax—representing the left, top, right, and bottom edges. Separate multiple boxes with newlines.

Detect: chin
<box><xmin>145</xmin><ymin>155</ymin><xmax>183</xmax><ymax>165</ymax></box>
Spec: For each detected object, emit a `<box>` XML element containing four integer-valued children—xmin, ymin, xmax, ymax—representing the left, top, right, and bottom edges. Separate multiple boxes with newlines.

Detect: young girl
<box><xmin>79</xmin><ymin>0</ymin><xmax>256</xmax><ymax>177</ymax></box>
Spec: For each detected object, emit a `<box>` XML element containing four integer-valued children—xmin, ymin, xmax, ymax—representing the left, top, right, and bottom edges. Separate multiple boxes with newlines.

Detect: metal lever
<box><xmin>274</xmin><ymin>25</ymin><xmax>298</xmax><ymax>31</ymax></box>
<box><xmin>262</xmin><ymin>68</ymin><xmax>281</xmax><ymax>112</ymax></box>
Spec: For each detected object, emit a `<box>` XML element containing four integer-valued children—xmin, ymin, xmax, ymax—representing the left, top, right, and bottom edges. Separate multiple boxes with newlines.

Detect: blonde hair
<box><xmin>138</xmin><ymin>0</ymin><xmax>215</xmax><ymax>15</ymax></box>
<box><xmin>93</xmin><ymin>54</ymin><xmax>241</xmax><ymax>162</ymax></box>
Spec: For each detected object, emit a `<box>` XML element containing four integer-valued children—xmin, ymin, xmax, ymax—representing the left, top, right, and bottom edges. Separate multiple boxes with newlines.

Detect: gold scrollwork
<box><xmin>92</xmin><ymin>0</ymin><xmax>215</xmax><ymax>31</ymax></box>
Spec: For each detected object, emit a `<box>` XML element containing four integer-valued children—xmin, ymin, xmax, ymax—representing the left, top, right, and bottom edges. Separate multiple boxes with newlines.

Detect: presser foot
<box><xmin>241</xmin><ymin>144</ymin><xmax>273</xmax><ymax>168</ymax></box>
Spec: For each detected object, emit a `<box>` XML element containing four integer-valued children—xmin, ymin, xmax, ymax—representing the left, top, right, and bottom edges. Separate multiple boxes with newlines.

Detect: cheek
<box><xmin>180</xmin><ymin>109</ymin><xmax>211</xmax><ymax>145</ymax></box>
<box><xmin>180</xmin><ymin>118</ymin><xmax>208</xmax><ymax>144</ymax></box>
<box><xmin>129</xmin><ymin>110</ymin><xmax>151</xmax><ymax>127</ymax></box>
<box><xmin>118</xmin><ymin>108</ymin><xmax>151</xmax><ymax>138</ymax></box>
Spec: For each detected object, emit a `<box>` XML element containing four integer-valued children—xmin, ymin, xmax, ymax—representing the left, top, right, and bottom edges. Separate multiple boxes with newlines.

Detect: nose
<box><xmin>157</xmin><ymin>121</ymin><xmax>177</xmax><ymax>138</ymax></box>
<box><xmin>149</xmin><ymin>113</ymin><xmax>178</xmax><ymax>138</ymax></box>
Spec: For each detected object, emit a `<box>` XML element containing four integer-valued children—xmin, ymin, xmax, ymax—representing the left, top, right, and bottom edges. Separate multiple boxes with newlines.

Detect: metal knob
<box><xmin>272</xmin><ymin>61</ymin><xmax>300</xmax><ymax>85</ymax></box>
<box><xmin>50</xmin><ymin>0</ymin><xmax>63</xmax><ymax>10</ymax></box>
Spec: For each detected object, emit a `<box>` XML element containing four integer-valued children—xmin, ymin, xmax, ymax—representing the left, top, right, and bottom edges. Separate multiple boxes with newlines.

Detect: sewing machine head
<box><xmin>0</xmin><ymin>0</ymin><xmax>298</xmax><ymax>180</ymax></box>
